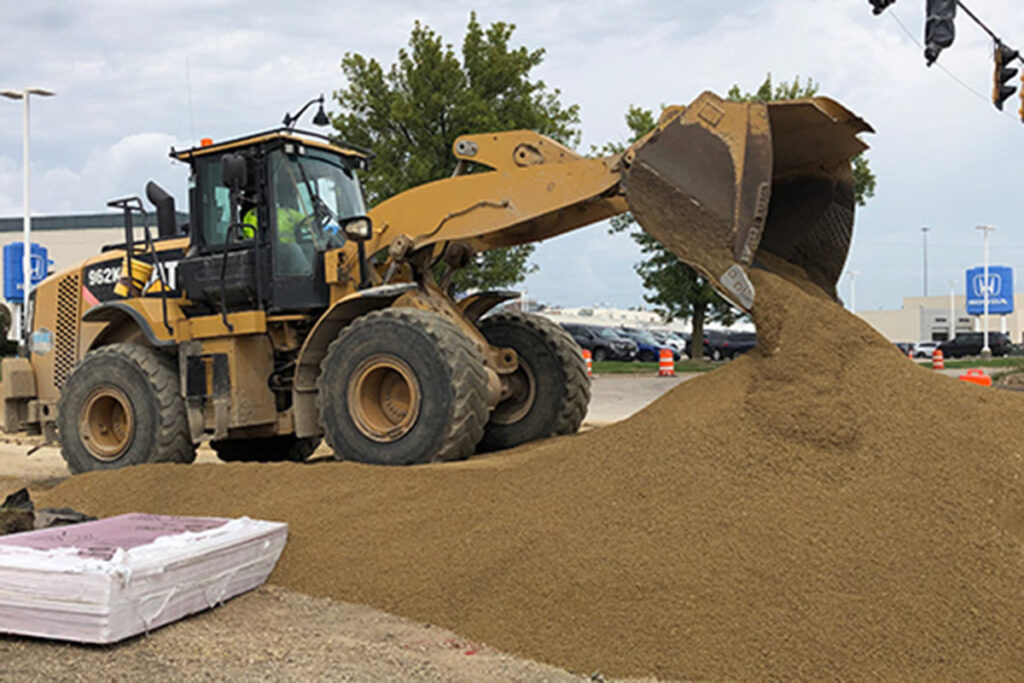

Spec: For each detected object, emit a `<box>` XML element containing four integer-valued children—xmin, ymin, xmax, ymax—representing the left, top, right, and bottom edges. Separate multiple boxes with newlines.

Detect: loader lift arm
<box><xmin>349</xmin><ymin>90</ymin><xmax>872</xmax><ymax>311</ymax></box>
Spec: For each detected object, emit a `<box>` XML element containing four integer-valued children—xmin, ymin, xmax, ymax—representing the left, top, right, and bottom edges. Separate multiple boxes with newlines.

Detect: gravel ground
<box><xmin>0</xmin><ymin>585</ymin><xmax>613</xmax><ymax>682</ymax></box>
<box><xmin>0</xmin><ymin>375</ymin><xmax>678</xmax><ymax>682</ymax></box>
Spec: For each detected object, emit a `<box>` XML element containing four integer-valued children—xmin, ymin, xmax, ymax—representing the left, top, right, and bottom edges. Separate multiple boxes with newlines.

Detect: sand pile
<box><xmin>38</xmin><ymin>268</ymin><xmax>1024</xmax><ymax>680</ymax></box>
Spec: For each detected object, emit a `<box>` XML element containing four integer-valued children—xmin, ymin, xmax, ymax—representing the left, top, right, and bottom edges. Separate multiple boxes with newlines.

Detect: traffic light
<box><xmin>1019</xmin><ymin>72</ymin><xmax>1024</xmax><ymax>122</ymax></box>
<box><xmin>924</xmin><ymin>0</ymin><xmax>957</xmax><ymax>66</ymax></box>
<box><xmin>993</xmin><ymin>43</ymin><xmax>1019</xmax><ymax>111</ymax></box>
<box><xmin>868</xmin><ymin>0</ymin><xmax>896</xmax><ymax>15</ymax></box>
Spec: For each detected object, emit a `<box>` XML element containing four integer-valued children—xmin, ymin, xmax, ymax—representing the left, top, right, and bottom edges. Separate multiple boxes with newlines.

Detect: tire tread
<box><xmin>57</xmin><ymin>343</ymin><xmax>194</xmax><ymax>473</ymax></box>
<box><xmin>318</xmin><ymin>308</ymin><xmax>488</xmax><ymax>464</ymax></box>
<box><xmin>479</xmin><ymin>311</ymin><xmax>591</xmax><ymax>442</ymax></box>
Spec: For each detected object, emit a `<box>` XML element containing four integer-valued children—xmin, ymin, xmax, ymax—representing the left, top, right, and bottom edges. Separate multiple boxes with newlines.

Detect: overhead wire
<box><xmin>885</xmin><ymin>4</ymin><xmax>1022</xmax><ymax>122</ymax></box>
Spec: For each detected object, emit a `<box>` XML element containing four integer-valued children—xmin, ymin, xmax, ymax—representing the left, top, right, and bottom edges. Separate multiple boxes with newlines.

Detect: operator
<box><xmin>238</xmin><ymin>164</ymin><xmax>309</xmax><ymax>241</ymax></box>
<box><xmin>239</xmin><ymin>162</ymin><xmax>317</xmax><ymax>275</ymax></box>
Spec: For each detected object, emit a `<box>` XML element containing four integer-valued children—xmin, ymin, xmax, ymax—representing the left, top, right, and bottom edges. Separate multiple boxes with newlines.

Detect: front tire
<box><xmin>476</xmin><ymin>312</ymin><xmax>591</xmax><ymax>452</ymax></box>
<box><xmin>57</xmin><ymin>343</ymin><xmax>195</xmax><ymax>474</ymax></box>
<box><xmin>318</xmin><ymin>309</ymin><xmax>488</xmax><ymax>465</ymax></box>
<box><xmin>211</xmin><ymin>435</ymin><xmax>321</xmax><ymax>463</ymax></box>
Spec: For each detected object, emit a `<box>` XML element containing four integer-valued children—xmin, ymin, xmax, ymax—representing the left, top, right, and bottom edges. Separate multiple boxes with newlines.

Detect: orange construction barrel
<box><xmin>658</xmin><ymin>348</ymin><xmax>675</xmax><ymax>377</ymax></box>
<box><xmin>958</xmin><ymin>369</ymin><xmax>991</xmax><ymax>387</ymax></box>
<box><xmin>932</xmin><ymin>348</ymin><xmax>945</xmax><ymax>370</ymax></box>
<box><xmin>581</xmin><ymin>348</ymin><xmax>593</xmax><ymax>377</ymax></box>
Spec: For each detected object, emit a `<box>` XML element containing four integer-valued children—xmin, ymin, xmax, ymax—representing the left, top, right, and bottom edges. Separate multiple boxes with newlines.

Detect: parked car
<box><xmin>651</xmin><ymin>330</ymin><xmax>686</xmax><ymax>359</ymax></box>
<box><xmin>559</xmin><ymin>323</ymin><xmax>638</xmax><ymax>362</ymax></box>
<box><xmin>893</xmin><ymin>342</ymin><xmax>915</xmax><ymax>356</ymax></box>
<box><xmin>687</xmin><ymin>330</ymin><xmax>758</xmax><ymax>360</ymax></box>
<box><xmin>912</xmin><ymin>341</ymin><xmax>941</xmax><ymax>359</ymax></box>
<box><xmin>706</xmin><ymin>331</ymin><xmax>757</xmax><ymax>360</ymax></box>
<box><xmin>938</xmin><ymin>332</ymin><xmax>1011</xmax><ymax>358</ymax></box>
<box><xmin>618</xmin><ymin>327</ymin><xmax>670</xmax><ymax>362</ymax></box>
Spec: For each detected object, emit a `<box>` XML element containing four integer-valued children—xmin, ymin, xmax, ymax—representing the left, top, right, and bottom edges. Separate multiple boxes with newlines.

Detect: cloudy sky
<box><xmin>1</xmin><ymin>0</ymin><xmax>1022</xmax><ymax>312</ymax></box>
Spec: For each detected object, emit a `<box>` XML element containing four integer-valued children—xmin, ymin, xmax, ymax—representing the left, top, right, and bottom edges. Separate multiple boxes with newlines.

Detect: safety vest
<box><xmin>239</xmin><ymin>207</ymin><xmax>306</xmax><ymax>242</ymax></box>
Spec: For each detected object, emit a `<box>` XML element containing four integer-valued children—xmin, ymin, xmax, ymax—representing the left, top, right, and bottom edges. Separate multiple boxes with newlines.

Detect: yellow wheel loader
<box><xmin>1</xmin><ymin>90</ymin><xmax>870</xmax><ymax>473</ymax></box>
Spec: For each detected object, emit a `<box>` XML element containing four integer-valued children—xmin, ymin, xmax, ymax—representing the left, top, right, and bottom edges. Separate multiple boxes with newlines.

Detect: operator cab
<box><xmin>171</xmin><ymin>130</ymin><xmax>370</xmax><ymax>314</ymax></box>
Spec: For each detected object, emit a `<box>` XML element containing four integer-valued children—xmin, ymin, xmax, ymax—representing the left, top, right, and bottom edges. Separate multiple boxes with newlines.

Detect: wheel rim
<box><xmin>347</xmin><ymin>355</ymin><xmax>421</xmax><ymax>443</ymax></box>
<box><xmin>491</xmin><ymin>358</ymin><xmax>537</xmax><ymax>426</ymax></box>
<box><xmin>79</xmin><ymin>386</ymin><xmax>134</xmax><ymax>461</ymax></box>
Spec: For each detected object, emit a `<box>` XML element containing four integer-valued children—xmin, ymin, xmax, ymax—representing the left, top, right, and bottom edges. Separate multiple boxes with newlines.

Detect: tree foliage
<box><xmin>330</xmin><ymin>13</ymin><xmax>580</xmax><ymax>292</ymax></box>
<box><xmin>612</xmin><ymin>74</ymin><xmax>877</xmax><ymax>350</ymax></box>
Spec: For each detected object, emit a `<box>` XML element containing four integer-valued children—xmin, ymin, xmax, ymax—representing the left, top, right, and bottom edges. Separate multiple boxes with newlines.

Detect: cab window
<box><xmin>268</xmin><ymin>148</ymin><xmax>365</xmax><ymax>278</ymax></box>
<box><xmin>196</xmin><ymin>156</ymin><xmax>252</xmax><ymax>249</ymax></box>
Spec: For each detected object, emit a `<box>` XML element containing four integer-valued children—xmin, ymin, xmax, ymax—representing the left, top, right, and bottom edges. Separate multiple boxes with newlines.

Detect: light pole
<box><xmin>976</xmin><ymin>225</ymin><xmax>996</xmax><ymax>358</ymax></box>
<box><xmin>0</xmin><ymin>87</ymin><xmax>55</xmax><ymax>346</ymax></box>
<box><xmin>921</xmin><ymin>226</ymin><xmax>930</xmax><ymax>297</ymax></box>
<box><xmin>948</xmin><ymin>279</ymin><xmax>956</xmax><ymax>341</ymax></box>
<box><xmin>849</xmin><ymin>270</ymin><xmax>859</xmax><ymax>313</ymax></box>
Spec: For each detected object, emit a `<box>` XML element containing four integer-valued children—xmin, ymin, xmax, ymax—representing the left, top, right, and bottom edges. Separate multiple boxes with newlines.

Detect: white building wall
<box><xmin>856</xmin><ymin>293</ymin><xmax>1024</xmax><ymax>343</ymax></box>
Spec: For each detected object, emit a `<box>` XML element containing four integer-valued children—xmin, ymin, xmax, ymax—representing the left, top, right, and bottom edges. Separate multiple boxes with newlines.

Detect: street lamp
<box><xmin>848</xmin><ymin>270</ymin><xmax>860</xmax><ymax>313</ymax></box>
<box><xmin>1</xmin><ymin>87</ymin><xmax>55</xmax><ymax>345</ymax></box>
<box><xmin>976</xmin><ymin>225</ymin><xmax>997</xmax><ymax>358</ymax></box>
<box><xmin>948</xmin><ymin>278</ymin><xmax>956</xmax><ymax>341</ymax></box>
<box><xmin>921</xmin><ymin>226</ymin><xmax>930</xmax><ymax>297</ymax></box>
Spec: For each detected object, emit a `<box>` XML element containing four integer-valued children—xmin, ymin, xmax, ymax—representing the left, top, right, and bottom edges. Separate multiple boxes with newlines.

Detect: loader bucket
<box><xmin>622</xmin><ymin>91</ymin><xmax>872</xmax><ymax>311</ymax></box>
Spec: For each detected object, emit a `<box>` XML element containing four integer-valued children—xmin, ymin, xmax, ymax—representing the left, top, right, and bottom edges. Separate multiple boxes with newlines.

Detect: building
<box><xmin>0</xmin><ymin>212</ymin><xmax>187</xmax><ymax>295</ymax></box>
<box><xmin>858</xmin><ymin>293</ymin><xmax>1023</xmax><ymax>343</ymax></box>
<box><xmin>540</xmin><ymin>305</ymin><xmax>756</xmax><ymax>335</ymax></box>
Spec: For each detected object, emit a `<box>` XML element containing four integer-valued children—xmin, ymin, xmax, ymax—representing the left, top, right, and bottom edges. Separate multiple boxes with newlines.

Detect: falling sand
<box><xmin>39</xmin><ymin>266</ymin><xmax>1024</xmax><ymax>680</ymax></box>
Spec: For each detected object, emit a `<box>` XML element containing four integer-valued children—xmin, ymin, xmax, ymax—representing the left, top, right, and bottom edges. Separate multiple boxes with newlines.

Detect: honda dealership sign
<box><xmin>965</xmin><ymin>265</ymin><xmax>1013</xmax><ymax>315</ymax></box>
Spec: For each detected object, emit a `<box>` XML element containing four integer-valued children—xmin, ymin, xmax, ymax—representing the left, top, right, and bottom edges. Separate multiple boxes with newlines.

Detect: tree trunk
<box><xmin>691</xmin><ymin>303</ymin><xmax>706</xmax><ymax>360</ymax></box>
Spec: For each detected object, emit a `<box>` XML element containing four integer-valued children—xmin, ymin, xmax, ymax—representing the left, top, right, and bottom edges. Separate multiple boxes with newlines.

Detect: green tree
<box><xmin>330</xmin><ymin>13</ymin><xmax>580</xmax><ymax>292</ymax></box>
<box><xmin>611</xmin><ymin>74</ymin><xmax>877</xmax><ymax>354</ymax></box>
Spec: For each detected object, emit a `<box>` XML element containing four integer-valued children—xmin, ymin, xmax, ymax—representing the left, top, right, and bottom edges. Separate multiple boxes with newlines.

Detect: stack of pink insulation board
<box><xmin>0</xmin><ymin>513</ymin><xmax>287</xmax><ymax>643</ymax></box>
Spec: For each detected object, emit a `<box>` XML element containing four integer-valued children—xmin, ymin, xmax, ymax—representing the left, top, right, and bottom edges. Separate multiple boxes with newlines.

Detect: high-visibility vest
<box><xmin>240</xmin><ymin>206</ymin><xmax>306</xmax><ymax>242</ymax></box>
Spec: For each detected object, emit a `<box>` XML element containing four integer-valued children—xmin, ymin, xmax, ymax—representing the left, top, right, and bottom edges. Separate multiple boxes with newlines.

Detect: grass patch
<box><xmin>592</xmin><ymin>360</ymin><xmax>718</xmax><ymax>374</ymax></box>
<box><xmin>914</xmin><ymin>357</ymin><xmax>1024</xmax><ymax>370</ymax></box>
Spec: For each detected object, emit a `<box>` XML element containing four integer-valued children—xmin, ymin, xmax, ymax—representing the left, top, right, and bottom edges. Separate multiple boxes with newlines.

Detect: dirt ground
<box><xmin>0</xmin><ymin>584</ymin><xmax>629</xmax><ymax>682</ymax></box>
<box><xmin>0</xmin><ymin>375</ymin><xmax>680</xmax><ymax>682</ymax></box>
<box><xmin>0</xmin><ymin>373</ymin><xmax>696</xmax><ymax>484</ymax></box>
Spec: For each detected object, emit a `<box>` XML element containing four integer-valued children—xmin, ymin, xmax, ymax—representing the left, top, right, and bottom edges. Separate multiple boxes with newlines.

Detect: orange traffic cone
<box><xmin>959</xmin><ymin>368</ymin><xmax>991</xmax><ymax>386</ymax></box>
<box><xmin>581</xmin><ymin>348</ymin><xmax>593</xmax><ymax>377</ymax></box>
<box><xmin>658</xmin><ymin>348</ymin><xmax>675</xmax><ymax>377</ymax></box>
<box><xmin>932</xmin><ymin>348</ymin><xmax>945</xmax><ymax>370</ymax></box>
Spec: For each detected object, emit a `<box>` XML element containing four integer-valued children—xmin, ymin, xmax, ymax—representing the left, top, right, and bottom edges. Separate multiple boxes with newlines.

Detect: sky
<box><xmin>0</xmin><ymin>0</ymin><xmax>1022</xmax><ymax>313</ymax></box>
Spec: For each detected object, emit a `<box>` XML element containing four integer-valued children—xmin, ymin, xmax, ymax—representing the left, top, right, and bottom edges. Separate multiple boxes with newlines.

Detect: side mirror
<box><xmin>221</xmin><ymin>153</ymin><xmax>248</xmax><ymax>191</ymax></box>
<box><xmin>341</xmin><ymin>216</ymin><xmax>372</xmax><ymax>241</ymax></box>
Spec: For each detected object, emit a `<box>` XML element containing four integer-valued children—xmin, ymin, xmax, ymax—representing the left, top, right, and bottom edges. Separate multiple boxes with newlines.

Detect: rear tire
<box><xmin>476</xmin><ymin>312</ymin><xmax>591</xmax><ymax>452</ymax></box>
<box><xmin>57</xmin><ymin>343</ymin><xmax>195</xmax><ymax>474</ymax></box>
<box><xmin>211</xmin><ymin>435</ymin><xmax>321</xmax><ymax>463</ymax></box>
<box><xmin>318</xmin><ymin>309</ymin><xmax>488</xmax><ymax>465</ymax></box>
<box><xmin>592</xmin><ymin>347</ymin><xmax>607</xmax><ymax>362</ymax></box>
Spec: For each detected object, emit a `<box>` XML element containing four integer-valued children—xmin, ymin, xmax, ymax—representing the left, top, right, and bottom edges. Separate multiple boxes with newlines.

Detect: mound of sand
<box><xmin>39</xmin><ymin>268</ymin><xmax>1024</xmax><ymax>680</ymax></box>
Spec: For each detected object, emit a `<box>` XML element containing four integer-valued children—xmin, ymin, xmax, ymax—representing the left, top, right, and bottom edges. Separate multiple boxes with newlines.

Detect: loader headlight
<box><xmin>341</xmin><ymin>216</ymin><xmax>372</xmax><ymax>241</ymax></box>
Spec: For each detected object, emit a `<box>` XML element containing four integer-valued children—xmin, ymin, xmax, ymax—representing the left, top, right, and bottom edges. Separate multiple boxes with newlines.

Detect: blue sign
<box><xmin>3</xmin><ymin>242</ymin><xmax>52</xmax><ymax>303</ymax></box>
<box><xmin>966</xmin><ymin>265</ymin><xmax>1014</xmax><ymax>315</ymax></box>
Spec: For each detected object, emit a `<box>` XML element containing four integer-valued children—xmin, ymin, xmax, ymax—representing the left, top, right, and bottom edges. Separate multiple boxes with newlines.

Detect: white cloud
<box><xmin>0</xmin><ymin>133</ymin><xmax>187</xmax><ymax>216</ymax></box>
<box><xmin>1</xmin><ymin>0</ymin><xmax>1023</xmax><ymax>311</ymax></box>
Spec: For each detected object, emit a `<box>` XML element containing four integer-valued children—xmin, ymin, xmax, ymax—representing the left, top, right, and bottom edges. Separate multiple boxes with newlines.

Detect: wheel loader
<box><xmin>0</xmin><ymin>90</ymin><xmax>870</xmax><ymax>473</ymax></box>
